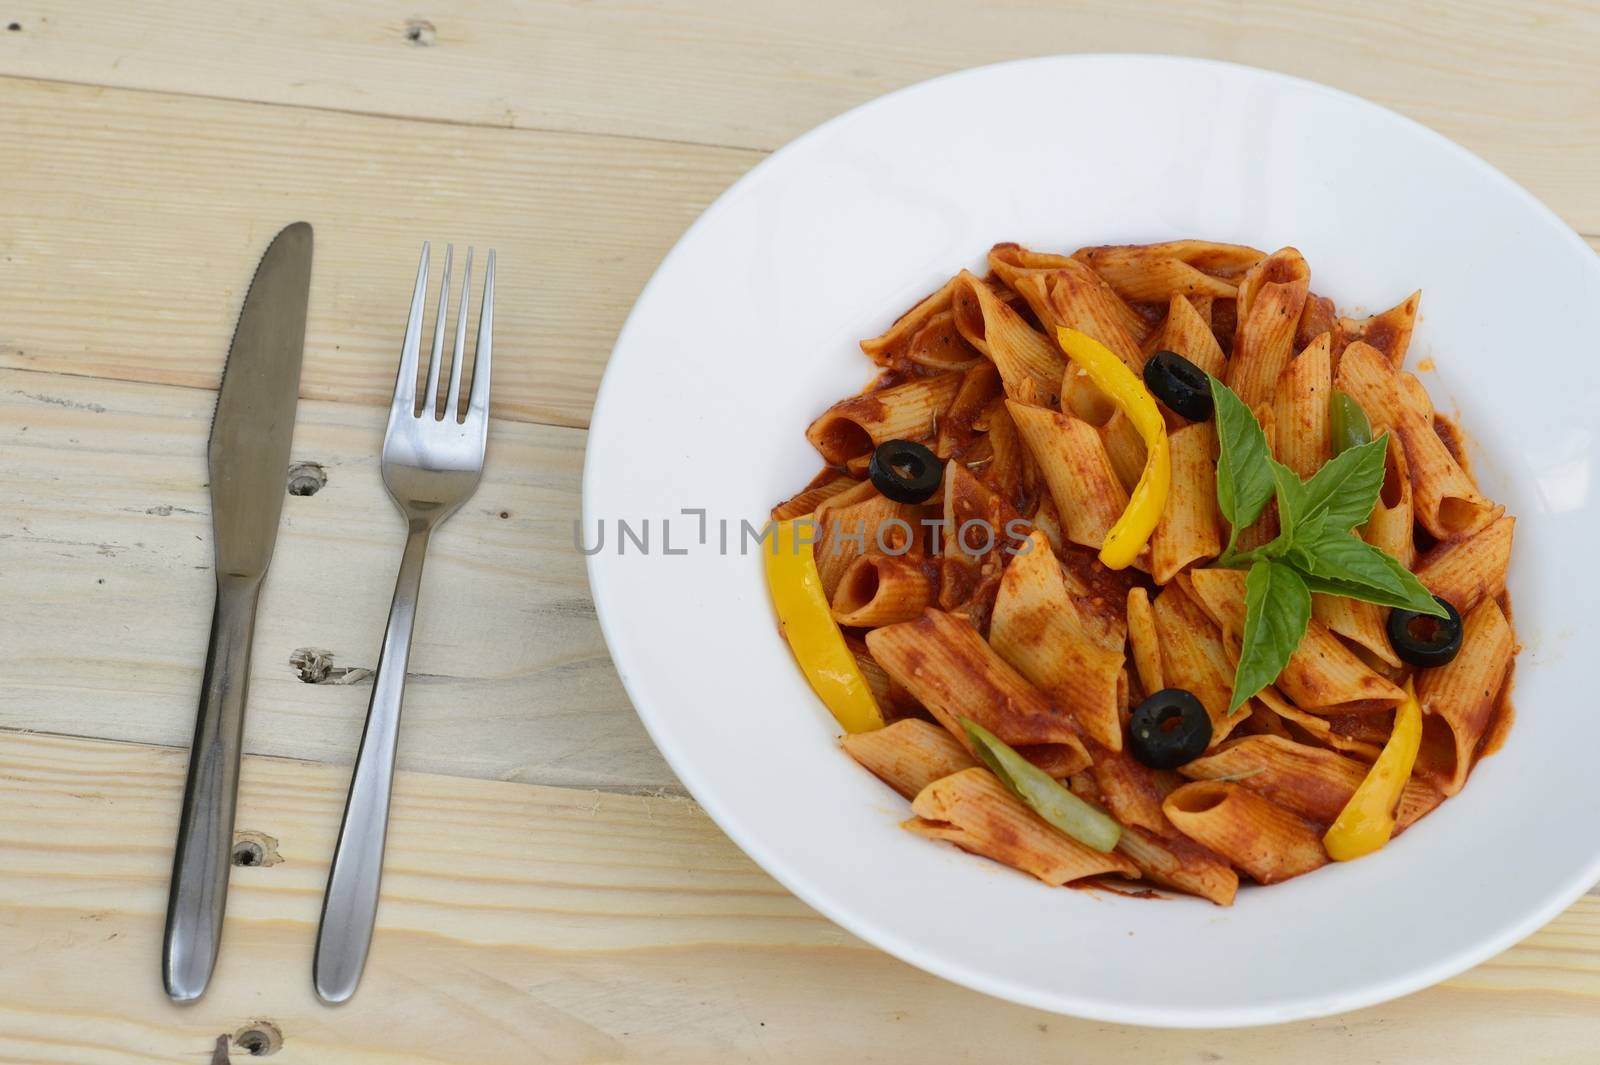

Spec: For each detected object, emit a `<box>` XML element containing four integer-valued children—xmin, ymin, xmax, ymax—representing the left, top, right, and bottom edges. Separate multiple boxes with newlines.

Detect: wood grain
<box><xmin>0</xmin><ymin>76</ymin><xmax>759</xmax><ymax>429</ymax></box>
<box><xmin>3</xmin><ymin>729</ymin><xmax>1600</xmax><ymax>1065</ymax></box>
<box><xmin>0</xmin><ymin>367</ymin><xmax>672</xmax><ymax>788</ymax></box>
<box><xmin>3</xmin><ymin>1</ymin><xmax>1599</xmax><ymax>235</ymax></box>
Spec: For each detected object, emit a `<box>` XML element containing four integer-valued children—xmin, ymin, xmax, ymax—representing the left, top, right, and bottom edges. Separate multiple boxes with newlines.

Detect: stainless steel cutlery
<box><xmin>164</xmin><ymin>222</ymin><xmax>313</xmax><ymax>1003</ymax></box>
<box><xmin>313</xmin><ymin>243</ymin><xmax>495</xmax><ymax>1004</ymax></box>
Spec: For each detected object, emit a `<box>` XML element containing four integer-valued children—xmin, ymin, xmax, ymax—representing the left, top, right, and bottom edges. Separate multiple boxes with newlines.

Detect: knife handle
<box><xmin>163</xmin><ymin>575</ymin><xmax>262</xmax><ymax>1003</ymax></box>
<box><xmin>314</xmin><ymin>524</ymin><xmax>431</xmax><ymax>1005</ymax></box>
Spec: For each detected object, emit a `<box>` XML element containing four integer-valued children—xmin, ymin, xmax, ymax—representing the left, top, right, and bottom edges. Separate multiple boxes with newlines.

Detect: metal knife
<box><xmin>163</xmin><ymin>222</ymin><xmax>313</xmax><ymax>1003</ymax></box>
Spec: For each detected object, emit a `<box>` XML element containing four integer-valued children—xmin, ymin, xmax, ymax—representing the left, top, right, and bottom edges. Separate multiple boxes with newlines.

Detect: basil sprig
<box><xmin>1209</xmin><ymin>377</ymin><xmax>1446</xmax><ymax>712</ymax></box>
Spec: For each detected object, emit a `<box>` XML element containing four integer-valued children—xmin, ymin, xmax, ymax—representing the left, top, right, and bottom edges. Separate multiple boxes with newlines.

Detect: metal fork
<box><xmin>313</xmin><ymin>242</ymin><xmax>494</xmax><ymax>1004</ymax></box>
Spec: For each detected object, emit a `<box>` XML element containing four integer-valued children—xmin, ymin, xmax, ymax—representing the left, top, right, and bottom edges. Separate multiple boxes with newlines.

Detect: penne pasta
<box><xmin>1163</xmin><ymin>781</ymin><xmax>1328</xmax><ymax>884</ymax></box>
<box><xmin>1087</xmin><ymin>744</ymin><xmax>1175</xmax><ymax>834</ymax></box>
<box><xmin>950</xmin><ymin>270</ymin><xmax>1065</xmax><ymax>405</ymax></box>
<box><xmin>1226</xmin><ymin>247</ymin><xmax>1311</xmax><ymax>410</ymax></box>
<box><xmin>1150</xmin><ymin>421</ymin><xmax>1222</xmax><ymax>583</ymax></box>
<box><xmin>841</xmin><ymin>719</ymin><xmax>976</xmax><ymax>800</ymax></box>
<box><xmin>860</xmin><ymin>276</ymin><xmax>957</xmax><ymax>366</ymax></box>
<box><xmin>1071</xmin><ymin>239</ymin><xmax>1265</xmax><ymax>303</ymax></box>
<box><xmin>1296</xmin><ymin>294</ymin><xmax>1337</xmax><ymax>354</ymax></box>
<box><xmin>1335</xmin><ymin>341</ymin><xmax>1502</xmax><ymax>538</ymax></box>
<box><xmin>1152</xmin><ymin>292</ymin><xmax>1226</xmax><ymax>379</ymax></box>
<box><xmin>866</xmin><ymin>609</ymin><xmax>1092</xmax><ymax>775</ymax></box>
<box><xmin>1181</xmin><ymin>735</ymin><xmax>1439</xmax><ymax>830</ymax></box>
<box><xmin>1045</xmin><ymin>259</ymin><xmax>1148</xmax><ymax>372</ymax></box>
<box><xmin>933</xmin><ymin>360</ymin><xmax>1003</xmax><ymax>459</ymax></box>
<box><xmin>806</xmin><ymin>372</ymin><xmax>963</xmax><ymax>465</ymax></box>
<box><xmin>1312</xmin><ymin>594</ymin><xmax>1400</xmax><ymax>668</ymax></box>
<box><xmin>1007</xmin><ymin>401</ymin><xmax>1129</xmax><ymax>552</ymax></box>
<box><xmin>831</xmin><ymin>554</ymin><xmax>936</xmax><ymax>627</ymax></box>
<box><xmin>1415</xmin><ymin>514</ymin><xmax>1515</xmax><ymax>615</ymax></box>
<box><xmin>771</xmin><ymin>471</ymin><xmax>859</xmax><ymax>521</ymax></box>
<box><xmin>1271</xmin><ymin>332</ymin><xmax>1333</xmax><ymax>480</ymax></box>
<box><xmin>1116</xmin><ymin>823</ymin><xmax>1239</xmax><ymax>906</ymax></box>
<box><xmin>1361</xmin><ymin>427</ymin><xmax>1416</xmax><ymax>568</ymax></box>
<box><xmin>907</xmin><ymin>768</ymin><xmax>1140</xmax><ymax>885</ymax></box>
<box><xmin>1185</xmin><ymin>568</ymin><xmax>1406</xmax><ymax>712</ymax></box>
<box><xmin>990</xmin><ymin>531</ymin><xmax>1125</xmax><ymax>750</ymax></box>
<box><xmin>848</xmin><ymin>640</ymin><xmax>923</xmax><ymax>723</ymax></box>
<box><xmin>1150</xmin><ymin>582</ymin><xmax>1251</xmax><ymax>743</ymax></box>
<box><xmin>1415</xmin><ymin>598</ymin><xmax>1515</xmax><ymax>795</ymax></box>
<box><xmin>813</xmin><ymin>490</ymin><xmax>922</xmax><ymax>598</ymax></box>
<box><xmin>1335</xmin><ymin>289</ymin><xmax>1421</xmax><ymax>371</ymax></box>
<box><xmin>1126</xmin><ymin>586</ymin><xmax>1164</xmax><ymax>697</ymax></box>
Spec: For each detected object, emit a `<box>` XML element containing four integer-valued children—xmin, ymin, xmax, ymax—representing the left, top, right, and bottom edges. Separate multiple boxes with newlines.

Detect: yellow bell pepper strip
<box><xmin>765</xmin><ymin>518</ymin><xmax>885</xmax><ymax>734</ymax></box>
<box><xmin>1054</xmin><ymin>328</ymin><xmax>1171</xmax><ymax>569</ymax></box>
<box><xmin>1323</xmin><ymin>678</ymin><xmax>1423</xmax><ymax>861</ymax></box>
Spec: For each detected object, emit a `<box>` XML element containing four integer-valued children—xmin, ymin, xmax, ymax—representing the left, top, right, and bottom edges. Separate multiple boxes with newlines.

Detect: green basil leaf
<box><xmin>1297</xmin><ymin>432</ymin><xmax>1388</xmax><ymax>532</ymax></box>
<box><xmin>1290</xmin><ymin>532</ymin><xmax>1448</xmax><ymax>616</ymax></box>
<box><xmin>1230</xmin><ymin>560</ymin><xmax>1311</xmax><ymax>713</ymax></box>
<box><xmin>1210</xmin><ymin>376</ymin><xmax>1276</xmax><ymax>553</ymax></box>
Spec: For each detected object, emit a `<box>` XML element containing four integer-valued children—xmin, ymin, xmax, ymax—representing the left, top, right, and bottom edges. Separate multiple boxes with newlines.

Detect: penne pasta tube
<box><xmin>1226</xmin><ymin>247</ymin><xmax>1311</xmax><ymax>410</ymax></box>
<box><xmin>1087</xmin><ymin>744</ymin><xmax>1175</xmax><ymax>834</ymax></box>
<box><xmin>866</xmin><ymin>609</ymin><xmax>1092</xmax><ymax>774</ymax></box>
<box><xmin>990</xmin><ymin>531</ymin><xmax>1125</xmax><ymax>750</ymax></box>
<box><xmin>830</xmin><ymin>554</ymin><xmax>936</xmax><ymax>627</ymax></box>
<box><xmin>1150</xmin><ymin>421</ymin><xmax>1222</xmax><ymax>583</ymax></box>
<box><xmin>1163</xmin><ymin>781</ymin><xmax>1328</xmax><ymax>884</ymax></box>
<box><xmin>1185</xmin><ymin>569</ymin><xmax>1405</xmax><ymax>711</ymax></box>
<box><xmin>1097</xmin><ymin>409</ymin><xmax>1151</xmax><ymax>494</ymax></box>
<box><xmin>1335</xmin><ymin>341</ymin><xmax>1502</xmax><ymax>538</ymax></box>
<box><xmin>989</xmin><ymin>244</ymin><xmax>1151</xmax><ymax>344</ymax></box>
<box><xmin>1116</xmin><ymin>823</ymin><xmax>1239</xmax><ymax>906</ymax></box>
<box><xmin>841</xmin><ymin>719</ymin><xmax>976</xmax><ymax>800</ymax></box>
<box><xmin>813</xmin><ymin>490</ymin><xmax>922</xmax><ymax>598</ymax></box>
<box><xmin>1361</xmin><ymin>427</ymin><xmax>1416</xmax><ymax>568</ymax></box>
<box><xmin>907</xmin><ymin>768</ymin><xmax>1140</xmax><ymax>885</ymax></box>
<box><xmin>771</xmin><ymin>471</ymin><xmax>859</xmax><ymax>521</ymax></box>
<box><xmin>1150</xmin><ymin>582</ymin><xmax>1251</xmax><ymax>744</ymax></box>
<box><xmin>1415</xmin><ymin>515</ymin><xmax>1515</xmax><ymax>615</ymax></box>
<box><xmin>1071</xmin><ymin>239</ymin><xmax>1265</xmax><ymax>303</ymax></box>
<box><xmin>932</xmin><ymin>360</ymin><xmax>1003</xmax><ymax>459</ymax></box>
<box><xmin>1007</xmin><ymin>401</ymin><xmax>1129</xmax><ymax>552</ymax></box>
<box><xmin>1271</xmin><ymin>332</ymin><xmax>1333</xmax><ymax>480</ymax></box>
<box><xmin>1335</xmin><ymin>290</ymin><xmax>1421</xmax><ymax>371</ymax></box>
<box><xmin>806</xmin><ymin>372</ymin><xmax>963</xmax><ymax>465</ymax></box>
<box><xmin>1296</xmin><ymin>294</ymin><xmax>1337</xmax><ymax>354</ymax></box>
<box><xmin>950</xmin><ymin>270</ymin><xmax>1065</xmax><ymax>405</ymax></box>
<box><xmin>902</xmin><ymin>308</ymin><xmax>984</xmax><ymax>372</ymax></box>
<box><xmin>1045</xmin><ymin>260</ymin><xmax>1148</xmax><ymax>372</ymax></box>
<box><xmin>860</xmin><ymin>277</ymin><xmax>957</xmax><ymax>365</ymax></box>
<box><xmin>1415</xmin><ymin>598</ymin><xmax>1515</xmax><ymax>796</ymax></box>
<box><xmin>1126</xmin><ymin>586</ymin><xmax>1164</xmax><ymax>697</ymax></box>
<box><xmin>1153</xmin><ymin>293</ymin><xmax>1226</xmax><ymax>379</ymax></box>
<box><xmin>848</xmin><ymin>640</ymin><xmax>922</xmax><ymax>723</ymax></box>
<box><xmin>1181</xmin><ymin>735</ymin><xmax>1439</xmax><ymax>830</ymax></box>
<box><xmin>1312</xmin><ymin>594</ymin><xmax>1400</xmax><ymax>668</ymax></box>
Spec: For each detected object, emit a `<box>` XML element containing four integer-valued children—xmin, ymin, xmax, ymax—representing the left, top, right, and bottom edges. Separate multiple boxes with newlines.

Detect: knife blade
<box><xmin>164</xmin><ymin>222</ymin><xmax>312</xmax><ymax>1003</ymax></box>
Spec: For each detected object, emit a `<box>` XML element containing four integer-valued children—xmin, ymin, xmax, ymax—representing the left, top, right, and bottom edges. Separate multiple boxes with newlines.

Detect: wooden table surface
<box><xmin>4</xmin><ymin>3</ymin><xmax>1599</xmax><ymax>1062</ymax></box>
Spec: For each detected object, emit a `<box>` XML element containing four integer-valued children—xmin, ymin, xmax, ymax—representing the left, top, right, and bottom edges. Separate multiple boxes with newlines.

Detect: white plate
<box><xmin>584</xmin><ymin>55</ymin><xmax>1600</xmax><ymax>1027</ymax></box>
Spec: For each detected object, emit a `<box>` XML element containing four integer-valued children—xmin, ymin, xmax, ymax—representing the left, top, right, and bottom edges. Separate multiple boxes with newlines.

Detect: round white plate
<box><xmin>584</xmin><ymin>55</ymin><xmax>1600</xmax><ymax>1027</ymax></box>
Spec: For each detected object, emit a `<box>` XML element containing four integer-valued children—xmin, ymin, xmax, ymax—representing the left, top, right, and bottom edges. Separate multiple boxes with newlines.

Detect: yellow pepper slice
<box><xmin>1054</xmin><ymin>328</ymin><xmax>1171</xmax><ymax>569</ymax></box>
<box><xmin>1323</xmin><ymin>678</ymin><xmax>1423</xmax><ymax>861</ymax></box>
<box><xmin>765</xmin><ymin>518</ymin><xmax>885</xmax><ymax>734</ymax></box>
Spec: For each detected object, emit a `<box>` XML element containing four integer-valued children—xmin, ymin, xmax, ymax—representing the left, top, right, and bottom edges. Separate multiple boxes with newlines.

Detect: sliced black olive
<box><xmin>869</xmin><ymin>439</ymin><xmax>942</xmax><ymax>503</ymax></box>
<box><xmin>1386</xmin><ymin>595</ymin><xmax>1463</xmax><ymax>667</ymax></box>
<box><xmin>1128</xmin><ymin>689</ymin><xmax>1213</xmax><ymax>770</ymax></box>
<box><xmin>1142</xmin><ymin>350</ymin><xmax>1213</xmax><ymax>421</ymax></box>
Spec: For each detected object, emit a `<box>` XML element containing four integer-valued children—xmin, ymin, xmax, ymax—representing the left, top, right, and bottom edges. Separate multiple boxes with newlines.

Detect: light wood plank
<box><xmin>3</xmin><ymin>1</ymin><xmax>1599</xmax><ymax>232</ymax></box>
<box><xmin>0</xmin><ymin>76</ymin><xmax>759</xmax><ymax>429</ymax></box>
<box><xmin>0</xmin><ymin>367</ymin><xmax>673</xmax><ymax>788</ymax></box>
<box><xmin>2</xmin><ymin>729</ymin><xmax>1599</xmax><ymax>1064</ymax></box>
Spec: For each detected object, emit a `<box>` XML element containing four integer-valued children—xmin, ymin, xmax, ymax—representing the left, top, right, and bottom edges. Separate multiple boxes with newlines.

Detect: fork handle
<box><xmin>314</xmin><ymin>522</ymin><xmax>431</xmax><ymax>1004</ymax></box>
<box><xmin>164</xmin><ymin>575</ymin><xmax>263</xmax><ymax>1002</ymax></box>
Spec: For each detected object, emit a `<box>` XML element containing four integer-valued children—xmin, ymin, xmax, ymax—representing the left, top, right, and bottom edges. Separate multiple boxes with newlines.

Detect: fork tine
<box><xmin>444</xmin><ymin>248</ymin><xmax>473</xmax><ymax>422</ymax></box>
<box><xmin>422</xmin><ymin>244</ymin><xmax>453</xmax><ymax>418</ymax></box>
<box><xmin>467</xmin><ymin>249</ymin><xmax>495</xmax><ymax>421</ymax></box>
<box><xmin>393</xmin><ymin>242</ymin><xmax>430</xmax><ymax>419</ymax></box>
